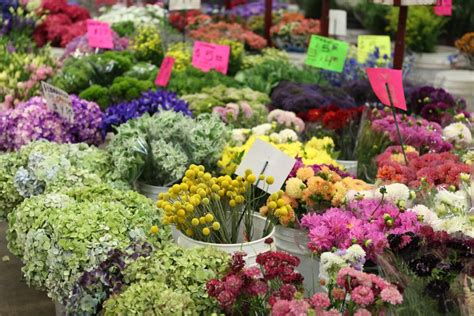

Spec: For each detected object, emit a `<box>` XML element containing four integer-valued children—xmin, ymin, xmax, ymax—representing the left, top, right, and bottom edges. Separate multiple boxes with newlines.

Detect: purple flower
<box><xmin>288</xmin><ymin>158</ymin><xmax>352</xmax><ymax>179</ymax></box>
<box><xmin>62</xmin><ymin>31</ymin><xmax>129</xmax><ymax>59</ymax></box>
<box><xmin>102</xmin><ymin>89</ymin><xmax>191</xmax><ymax>134</ymax></box>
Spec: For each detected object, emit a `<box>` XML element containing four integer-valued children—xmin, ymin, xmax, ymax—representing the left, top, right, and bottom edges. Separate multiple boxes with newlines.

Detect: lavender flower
<box><xmin>102</xmin><ymin>89</ymin><xmax>191</xmax><ymax>134</ymax></box>
<box><xmin>288</xmin><ymin>158</ymin><xmax>352</xmax><ymax>179</ymax></box>
<box><xmin>62</xmin><ymin>32</ymin><xmax>129</xmax><ymax>59</ymax></box>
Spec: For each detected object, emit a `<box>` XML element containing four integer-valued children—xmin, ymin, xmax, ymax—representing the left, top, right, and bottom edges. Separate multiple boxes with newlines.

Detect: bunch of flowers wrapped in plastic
<box><xmin>376</xmin><ymin>146</ymin><xmax>470</xmax><ymax>189</ymax></box>
<box><xmin>206</xmin><ymin>251</ymin><xmax>304</xmax><ymax>314</ymax></box>
<box><xmin>108</xmin><ymin>111</ymin><xmax>229</xmax><ymax>186</ymax></box>
<box><xmin>212</xmin><ymin>101</ymin><xmax>268</xmax><ymax>129</ymax></box>
<box><xmin>62</xmin><ymin>31</ymin><xmax>129</xmax><ymax>59</ymax></box>
<box><xmin>157</xmin><ymin>165</ymin><xmax>288</xmax><ymax>243</ymax></box>
<box><xmin>33</xmin><ymin>0</ymin><xmax>91</xmax><ymax>47</ymax></box>
<box><xmin>102</xmin><ymin>89</ymin><xmax>191</xmax><ymax>134</ymax></box>
<box><xmin>301</xmin><ymin>190</ymin><xmax>421</xmax><ymax>259</ymax></box>
<box><xmin>408</xmin><ymin>86</ymin><xmax>470</xmax><ymax>126</ymax></box>
<box><xmin>372</xmin><ymin>112</ymin><xmax>452</xmax><ymax>153</ymax></box>
<box><xmin>0</xmin><ymin>95</ymin><xmax>103</xmax><ymax>151</ymax></box>
<box><xmin>219</xmin><ymin>135</ymin><xmax>338</xmax><ymax>175</ymax></box>
<box><xmin>271</xmin><ymin>162</ymin><xmax>370</xmax><ymax>225</ymax></box>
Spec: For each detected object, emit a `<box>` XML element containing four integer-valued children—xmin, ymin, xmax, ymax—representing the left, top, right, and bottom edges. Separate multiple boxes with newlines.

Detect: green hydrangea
<box><xmin>242</xmin><ymin>48</ymin><xmax>290</xmax><ymax>69</ymax></box>
<box><xmin>7</xmin><ymin>185</ymin><xmax>170</xmax><ymax>303</ymax></box>
<box><xmin>0</xmin><ymin>152</ymin><xmax>26</xmax><ymax>218</ymax></box>
<box><xmin>103</xmin><ymin>244</ymin><xmax>229</xmax><ymax>314</ymax></box>
<box><xmin>108</xmin><ymin>111</ymin><xmax>230</xmax><ymax>186</ymax></box>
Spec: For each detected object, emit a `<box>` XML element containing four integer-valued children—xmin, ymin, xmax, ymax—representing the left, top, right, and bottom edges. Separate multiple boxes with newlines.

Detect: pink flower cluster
<box><xmin>376</xmin><ymin>147</ymin><xmax>470</xmax><ymax>189</ymax></box>
<box><xmin>33</xmin><ymin>0</ymin><xmax>91</xmax><ymax>47</ymax></box>
<box><xmin>212</xmin><ymin>102</ymin><xmax>254</xmax><ymax>123</ymax></box>
<box><xmin>268</xmin><ymin>109</ymin><xmax>305</xmax><ymax>133</ymax></box>
<box><xmin>272</xmin><ymin>268</ymin><xmax>403</xmax><ymax>316</ymax></box>
<box><xmin>372</xmin><ymin>113</ymin><xmax>452</xmax><ymax>153</ymax></box>
<box><xmin>301</xmin><ymin>199</ymin><xmax>421</xmax><ymax>259</ymax></box>
<box><xmin>206</xmin><ymin>251</ymin><xmax>303</xmax><ymax>313</ymax></box>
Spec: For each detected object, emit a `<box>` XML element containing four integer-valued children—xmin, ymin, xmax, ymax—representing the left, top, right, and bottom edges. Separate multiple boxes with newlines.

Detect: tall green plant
<box><xmin>387</xmin><ymin>6</ymin><xmax>447</xmax><ymax>53</ymax></box>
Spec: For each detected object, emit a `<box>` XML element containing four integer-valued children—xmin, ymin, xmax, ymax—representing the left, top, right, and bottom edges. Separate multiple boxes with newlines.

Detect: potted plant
<box><xmin>157</xmin><ymin>165</ymin><xmax>292</xmax><ymax>265</ymax></box>
<box><xmin>107</xmin><ymin>111</ymin><xmax>229</xmax><ymax>200</ymax></box>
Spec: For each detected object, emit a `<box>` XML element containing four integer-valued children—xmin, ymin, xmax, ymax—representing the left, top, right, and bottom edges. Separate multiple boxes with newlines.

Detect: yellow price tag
<box><xmin>357</xmin><ymin>35</ymin><xmax>391</xmax><ymax>63</ymax></box>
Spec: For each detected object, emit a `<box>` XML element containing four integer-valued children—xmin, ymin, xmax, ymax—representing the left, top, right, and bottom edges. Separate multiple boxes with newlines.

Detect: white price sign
<box><xmin>169</xmin><ymin>0</ymin><xmax>201</xmax><ymax>11</ymax></box>
<box><xmin>329</xmin><ymin>10</ymin><xmax>347</xmax><ymax>36</ymax></box>
<box><xmin>41</xmin><ymin>82</ymin><xmax>74</xmax><ymax>122</ymax></box>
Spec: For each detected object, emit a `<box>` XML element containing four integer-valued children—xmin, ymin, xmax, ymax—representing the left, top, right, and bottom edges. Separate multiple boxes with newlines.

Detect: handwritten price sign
<box><xmin>305</xmin><ymin>35</ymin><xmax>349</xmax><ymax>72</ymax></box>
<box><xmin>434</xmin><ymin>0</ymin><xmax>452</xmax><ymax>16</ymax></box>
<box><xmin>155</xmin><ymin>56</ymin><xmax>175</xmax><ymax>87</ymax></box>
<box><xmin>41</xmin><ymin>82</ymin><xmax>75</xmax><ymax>122</ymax></box>
<box><xmin>192</xmin><ymin>41</ymin><xmax>230</xmax><ymax>75</ymax></box>
<box><xmin>87</xmin><ymin>20</ymin><xmax>113</xmax><ymax>49</ymax></box>
<box><xmin>357</xmin><ymin>35</ymin><xmax>391</xmax><ymax>63</ymax></box>
<box><xmin>169</xmin><ymin>0</ymin><xmax>201</xmax><ymax>11</ymax></box>
<box><xmin>366</xmin><ymin>68</ymin><xmax>407</xmax><ymax>111</ymax></box>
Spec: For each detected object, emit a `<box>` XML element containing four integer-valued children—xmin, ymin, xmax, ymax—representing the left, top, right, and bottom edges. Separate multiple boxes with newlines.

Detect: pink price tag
<box><xmin>87</xmin><ymin>20</ymin><xmax>113</xmax><ymax>49</ymax></box>
<box><xmin>155</xmin><ymin>56</ymin><xmax>175</xmax><ymax>87</ymax></box>
<box><xmin>192</xmin><ymin>41</ymin><xmax>230</xmax><ymax>75</ymax></box>
<box><xmin>434</xmin><ymin>0</ymin><xmax>452</xmax><ymax>16</ymax></box>
<box><xmin>366</xmin><ymin>68</ymin><xmax>407</xmax><ymax>111</ymax></box>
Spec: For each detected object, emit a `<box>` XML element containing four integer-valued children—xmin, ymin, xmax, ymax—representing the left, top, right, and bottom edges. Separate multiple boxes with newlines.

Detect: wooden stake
<box><xmin>393</xmin><ymin>4</ymin><xmax>408</xmax><ymax>70</ymax></box>
<box><xmin>320</xmin><ymin>0</ymin><xmax>330</xmax><ymax>37</ymax></box>
<box><xmin>264</xmin><ymin>0</ymin><xmax>273</xmax><ymax>46</ymax></box>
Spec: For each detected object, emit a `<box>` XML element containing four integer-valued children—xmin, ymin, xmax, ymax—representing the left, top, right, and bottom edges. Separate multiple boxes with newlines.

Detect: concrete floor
<box><xmin>0</xmin><ymin>221</ymin><xmax>55</xmax><ymax>316</ymax></box>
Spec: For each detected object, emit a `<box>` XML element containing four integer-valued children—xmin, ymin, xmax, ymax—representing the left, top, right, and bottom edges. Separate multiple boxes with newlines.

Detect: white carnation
<box><xmin>319</xmin><ymin>252</ymin><xmax>347</xmax><ymax>281</ymax></box>
<box><xmin>410</xmin><ymin>204</ymin><xmax>439</xmax><ymax>225</ymax></box>
<box><xmin>443</xmin><ymin>122</ymin><xmax>472</xmax><ymax>147</ymax></box>
<box><xmin>433</xmin><ymin>216</ymin><xmax>474</xmax><ymax>238</ymax></box>
<box><xmin>251</xmin><ymin>123</ymin><xmax>272</xmax><ymax>136</ymax></box>
<box><xmin>375</xmin><ymin>183</ymin><xmax>410</xmax><ymax>204</ymax></box>
<box><xmin>434</xmin><ymin>189</ymin><xmax>469</xmax><ymax>215</ymax></box>
<box><xmin>278</xmin><ymin>129</ymin><xmax>298</xmax><ymax>142</ymax></box>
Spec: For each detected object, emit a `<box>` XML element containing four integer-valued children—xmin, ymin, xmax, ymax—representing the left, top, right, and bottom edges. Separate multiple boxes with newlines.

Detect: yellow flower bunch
<box><xmin>389</xmin><ymin>146</ymin><xmax>417</xmax><ymax>164</ymax></box>
<box><xmin>157</xmin><ymin>165</ymin><xmax>282</xmax><ymax>243</ymax></box>
<box><xmin>166</xmin><ymin>43</ymin><xmax>192</xmax><ymax>72</ymax></box>
<box><xmin>284</xmin><ymin>165</ymin><xmax>371</xmax><ymax>218</ymax></box>
<box><xmin>259</xmin><ymin>191</ymin><xmax>296</xmax><ymax>226</ymax></box>
<box><xmin>218</xmin><ymin>135</ymin><xmax>338</xmax><ymax>175</ymax></box>
<box><xmin>130</xmin><ymin>26</ymin><xmax>164</xmax><ymax>65</ymax></box>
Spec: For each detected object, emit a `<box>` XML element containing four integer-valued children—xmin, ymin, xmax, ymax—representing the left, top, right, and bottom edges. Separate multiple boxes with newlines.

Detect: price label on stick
<box><xmin>357</xmin><ymin>35</ymin><xmax>391</xmax><ymax>63</ymax></box>
<box><xmin>41</xmin><ymin>82</ymin><xmax>75</xmax><ymax>122</ymax></box>
<box><xmin>329</xmin><ymin>9</ymin><xmax>347</xmax><ymax>36</ymax></box>
<box><xmin>235</xmin><ymin>139</ymin><xmax>296</xmax><ymax>194</ymax></box>
<box><xmin>169</xmin><ymin>0</ymin><xmax>201</xmax><ymax>11</ymax></box>
<box><xmin>155</xmin><ymin>56</ymin><xmax>175</xmax><ymax>87</ymax></box>
<box><xmin>366</xmin><ymin>68</ymin><xmax>407</xmax><ymax>111</ymax></box>
<box><xmin>192</xmin><ymin>41</ymin><xmax>230</xmax><ymax>75</ymax></box>
<box><xmin>305</xmin><ymin>35</ymin><xmax>349</xmax><ymax>72</ymax></box>
<box><xmin>434</xmin><ymin>0</ymin><xmax>452</xmax><ymax>16</ymax></box>
<box><xmin>87</xmin><ymin>20</ymin><xmax>113</xmax><ymax>49</ymax></box>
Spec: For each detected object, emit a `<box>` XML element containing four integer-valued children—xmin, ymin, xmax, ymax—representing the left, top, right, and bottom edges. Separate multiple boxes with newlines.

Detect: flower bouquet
<box><xmin>270</xmin><ymin>13</ymin><xmax>320</xmax><ymax>52</ymax></box>
<box><xmin>212</xmin><ymin>101</ymin><xmax>268</xmax><ymax>129</ymax></box>
<box><xmin>0</xmin><ymin>95</ymin><xmax>103</xmax><ymax>151</ymax></box>
<box><xmin>206</xmin><ymin>251</ymin><xmax>304</xmax><ymax>314</ymax></box>
<box><xmin>108</xmin><ymin>111</ymin><xmax>229</xmax><ymax>188</ymax></box>
<box><xmin>62</xmin><ymin>31</ymin><xmax>129</xmax><ymax>59</ymax></box>
<box><xmin>98</xmin><ymin>4</ymin><xmax>165</xmax><ymax>28</ymax></box>
<box><xmin>219</xmin><ymin>135</ymin><xmax>338</xmax><ymax>176</ymax></box>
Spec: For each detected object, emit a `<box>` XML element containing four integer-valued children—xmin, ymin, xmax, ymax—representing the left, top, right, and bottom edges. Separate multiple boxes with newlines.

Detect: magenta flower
<box><xmin>351</xmin><ymin>285</ymin><xmax>375</xmax><ymax>306</ymax></box>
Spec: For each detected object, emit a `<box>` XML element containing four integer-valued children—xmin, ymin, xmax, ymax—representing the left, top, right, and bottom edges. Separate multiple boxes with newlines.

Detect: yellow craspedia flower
<box><xmin>212</xmin><ymin>222</ymin><xmax>221</xmax><ymax>230</ymax></box>
<box><xmin>191</xmin><ymin>218</ymin><xmax>200</xmax><ymax>226</ymax></box>
<box><xmin>150</xmin><ymin>225</ymin><xmax>159</xmax><ymax>234</ymax></box>
<box><xmin>205</xmin><ymin>213</ymin><xmax>214</xmax><ymax>223</ymax></box>
<box><xmin>266</xmin><ymin>176</ymin><xmax>275</xmax><ymax>185</ymax></box>
<box><xmin>247</xmin><ymin>174</ymin><xmax>257</xmax><ymax>183</ymax></box>
<box><xmin>202</xmin><ymin>227</ymin><xmax>211</xmax><ymax>236</ymax></box>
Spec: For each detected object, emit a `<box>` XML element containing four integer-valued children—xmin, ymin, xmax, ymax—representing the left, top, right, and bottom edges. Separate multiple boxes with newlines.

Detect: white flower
<box><xmin>251</xmin><ymin>123</ymin><xmax>272</xmax><ymax>136</ymax></box>
<box><xmin>434</xmin><ymin>189</ymin><xmax>469</xmax><ymax>216</ymax></box>
<box><xmin>278</xmin><ymin>129</ymin><xmax>298</xmax><ymax>142</ymax></box>
<box><xmin>433</xmin><ymin>216</ymin><xmax>474</xmax><ymax>238</ymax></box>
<box><xmin>375</xmin><ymin>183</ymin><xmax>410</xmax><ymax>204</ymax></box>
<box><xmin>410</xmin><ymin>204</ymin><xmax>439</xmax><ymax>225</ymax></box>
<box><xmin>269</xmin><ymin>132</ymin><xmax>282</xmax><ymax>144</ymax></box>
<box><xmin>319</xmin><ymin>252</ymin><xmax>347</xmax><ymax>281</ymax></box>
<box><xmin>231</xmin><ymin>128</ymin><xmax>249</xmax><ymax>146</ymax></box>
<box><xmin>346</xmin><ymin>189</ymin><xmax>374</xmax><ymax>201</ymax></box>
<box><xmin>343</xmin><ymin>245</ymin><xmax>366</xmax><ymax>262</ymax></box>
<box><xmin>443</xmin><ymin>122</ymin><xmax>472</xmax><ymax>147</ymax></box>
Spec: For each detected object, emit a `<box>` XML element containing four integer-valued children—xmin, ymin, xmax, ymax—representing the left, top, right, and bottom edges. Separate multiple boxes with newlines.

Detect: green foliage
<box><xmin>103</xmin><ymin>244</ymin><xmax>229</xmax><ymax>314</ymax></box>
<box><xmin>123</xmin><ymin>62</ymin><xmax>158</xmax><ymax>81</ymax></box>
<box><xmin>354</xmin><ymin>2</ymin><xmax>390</xmax><ymax>35</ymax></box>
<box><xmin>111</xmin><ymin>21</ymin><xmax>136</xmax><ymax>37</ymax></box>
<box><xmin>109</xmin><ymin>76</ymin><xmax>155</xmax><ymax>102</ymax></box>
<box><xmin>444</xmin><ymin>0</ymin><xmax>474</xmax><ymax>43</ymax></box>
<box><xmin>242</xmin><ymin>48</ymin><xmax>290</xmax><ymax>69</ymax></box>
<box><xmin>79</xmin><ymin>85</ymin><xmax>110</xmax><ymax>110</ymax></box>
<box><xmin>235</xmin><ymin>60</ymin><xmax>324</xmax><ymax>95</ymax></box>
<box><xmin>167</xmin><ymin>66</ymin><xmax>241</xmax><ymax>96</ymax></box>
<box><xmin>387</xmin><ymin>6</ymin><xmax>447</xmax><ymax>53</ymax></box>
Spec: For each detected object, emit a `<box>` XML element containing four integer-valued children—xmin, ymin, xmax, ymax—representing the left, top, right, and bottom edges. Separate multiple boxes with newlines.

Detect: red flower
<box><xmin>63</xmin><ymin>5</ymin><xmax>90</xmax><ymax>22</ymax></box>
<box><xmin>41</xmin><ymin>0</ymin><xmax>67</xmax><ymax>13</ymax></box>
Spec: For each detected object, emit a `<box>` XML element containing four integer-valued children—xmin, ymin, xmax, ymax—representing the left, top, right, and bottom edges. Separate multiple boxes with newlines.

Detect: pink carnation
<box><xmin>380</xmin><ymin>286</ymin><xmax>403</xmax><ymax>305</ymax></box>
<box><xmin>354</xmin><ymin>308</ymin><xmax>372</xmax><ymax>316</ymax></box>
<box><xmin>309</xmin><ymin>292</ymin><xmax>330</xmax><ymax>308</ymax></box>
<box><xmin>351</xmin><ymin>285</ymin><xmax>375</xmax><ymax>306</ymax></box>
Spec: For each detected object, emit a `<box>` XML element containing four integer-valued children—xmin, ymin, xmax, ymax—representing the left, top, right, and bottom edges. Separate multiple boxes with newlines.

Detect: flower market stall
<box><xmin>0</xmin><ymin>0</ymin><xmax>473</xmax><ymax>315</ymax></box>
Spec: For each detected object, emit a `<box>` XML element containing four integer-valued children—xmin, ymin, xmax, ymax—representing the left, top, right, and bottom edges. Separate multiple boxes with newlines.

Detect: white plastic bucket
<box><xmin>434</xmin><ymin>70</ymin><xmax>474</xmax><ymax>112</ymax></box>
<box><xmin>410</xmin><ymin>45</ymin><xmax>457</xmax><ymax>86</ymax></box>
<box><xmin>136</xmin><ymin>182</ymin><xmax>169</xmax><ymax>201</ymax></box>
<box><xmin>336</xmin><ymin>160</ymin><xmax>358</xmax><ymax>176</ymax></box>
<box><xmin>274</xmin><ymin>226</ymin><xmax>322</xmax><ymax>295</ymax></box>
<box><xmin>176</xmin><ymin>214</ymin><xmax>274</xmax><ymax>266</ymax></box>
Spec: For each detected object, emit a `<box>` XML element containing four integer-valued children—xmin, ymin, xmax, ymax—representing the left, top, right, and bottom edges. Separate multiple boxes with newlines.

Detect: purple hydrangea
<box><xmin>288</xmin><ymin>158</ymin><xmax>352</xmax><ymax>179</ymax></box>
<box><xmin>0</xmin><ymin>95</ymin><xmax>104</xmax><ymax>151</ymax></box>
<box><xmin>102</xmin><ymin>89</ymin><xmax>192</xmax><ymax>134</ymax></box>
<box><xmin>372</xmin><ymin>113</ymin><xmax>452</xmax><ymax>153</ymax></box>
<box><xmin>62</xmin><ymin>31</ymin><xmax>129</xmax><ymax>59</ymax></box>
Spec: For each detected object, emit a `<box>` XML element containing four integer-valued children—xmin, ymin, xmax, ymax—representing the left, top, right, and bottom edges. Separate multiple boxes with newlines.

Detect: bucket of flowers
<box><xmin>157</xmin><ymin>165</ymin><xmax>295</xmax><ymax>265</ymax></box>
